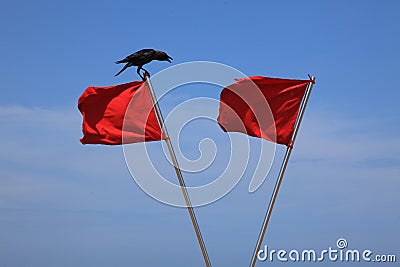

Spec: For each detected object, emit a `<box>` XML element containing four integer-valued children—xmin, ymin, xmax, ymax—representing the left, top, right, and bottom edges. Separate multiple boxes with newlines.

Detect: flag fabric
<box><xmin>78</xmin><ymin>81</ymin><xmax>163</xmax><ymax>145</ymax></box>
<box><xmin>217</xmin><ymin>76</ymin><xmax>311</xmax><ymax>146</ymax></box>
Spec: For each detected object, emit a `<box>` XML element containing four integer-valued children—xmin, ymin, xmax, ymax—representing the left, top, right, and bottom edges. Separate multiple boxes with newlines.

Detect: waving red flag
<box><xmin>218</xmin><ymin>76</ymin><xmax>311</xmax><ymax>146</ymax></box>
<box><xmin>78</xmin><ymin>81</ymin><xmax>163</xmax><ymax>145</ymax></box>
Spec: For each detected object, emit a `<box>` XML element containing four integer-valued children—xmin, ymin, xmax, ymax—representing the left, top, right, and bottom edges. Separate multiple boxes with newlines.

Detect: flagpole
<box><xmin>144</xmin><ymin>74</ymin><xmax>212</xmax><ymax>267</ymax></box>
<box><xmin>249</xmin><ymin>76</ymin><xmax>315</xmax><ymax>267</ymax></box>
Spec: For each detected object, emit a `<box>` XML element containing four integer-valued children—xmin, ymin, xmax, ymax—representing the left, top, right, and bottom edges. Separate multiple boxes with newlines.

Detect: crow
<box><xmin>115</xmin><ymin>49</ymin><xmax>173</xmax><ymax>79</ymax></box>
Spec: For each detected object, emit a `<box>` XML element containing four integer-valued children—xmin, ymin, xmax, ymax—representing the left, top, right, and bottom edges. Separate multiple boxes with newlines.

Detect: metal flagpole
<box><xmin>249</xmin><ymin>76</ymin><xmax>315</xmax><ymax>267</ymax></box>
<box><xmin>144</xmin><ymin>74</ymin><xmax>212</xmax><ymax>267</ymax></box>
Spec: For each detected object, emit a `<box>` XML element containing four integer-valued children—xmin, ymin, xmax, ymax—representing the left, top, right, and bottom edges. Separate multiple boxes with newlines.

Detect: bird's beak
<box><xmin>167</xmin><ymin>56</ymin><xmax>173</xmax><ymax>63</ymax></box>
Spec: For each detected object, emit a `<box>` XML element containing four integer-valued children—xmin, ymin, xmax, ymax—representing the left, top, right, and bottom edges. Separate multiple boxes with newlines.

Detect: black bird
<box><xmin>115</xmin><ymin>49</ymin><xmax>173</xmax><ymax>79</ymax></box>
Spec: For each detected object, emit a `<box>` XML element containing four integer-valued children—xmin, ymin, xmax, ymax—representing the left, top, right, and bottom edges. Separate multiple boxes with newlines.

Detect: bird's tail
<box><xmin>115</xmin><ymin>59</ymin><xmax>125</xmax><ymax>64</ymax></box>
<box><xmin>115</xmin><ymin>63</ymin><xmax>130</xmax><ymax>76</ymax></box>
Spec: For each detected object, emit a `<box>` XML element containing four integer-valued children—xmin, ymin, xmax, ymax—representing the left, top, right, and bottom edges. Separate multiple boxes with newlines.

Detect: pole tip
<box><xmin>308</xmin><ymin>74</ymin><xmax>316</xmax><ymax>83</ymax></box>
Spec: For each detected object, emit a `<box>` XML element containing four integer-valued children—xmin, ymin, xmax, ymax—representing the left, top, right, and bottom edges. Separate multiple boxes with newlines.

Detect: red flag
<box><xmin>78</xmin><ymin>81</ymin><xmax>163</xmax><ymax>145</ymax></box>
<box><xmin>217</xmin><ymin>76</ymin><xmax>311</xmax><ymax>146</ymax></box>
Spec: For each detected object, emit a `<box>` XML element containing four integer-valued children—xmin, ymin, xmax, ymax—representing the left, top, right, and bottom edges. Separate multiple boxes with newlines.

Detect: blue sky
<box><xmin>0</xmin><ymin>0</ymin><xmax>399</xmax><ymax>266</ymax></box>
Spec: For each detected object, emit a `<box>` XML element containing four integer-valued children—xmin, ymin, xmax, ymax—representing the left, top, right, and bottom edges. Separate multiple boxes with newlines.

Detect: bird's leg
<box><xmin>137</xmin><ymin>67</ymin><xmax>145</xmax><ymax>80</ymax></box>
<box><xmin>142</xmin><ymin>67</ymin><xmax>150</xmax><ymax>79</ymax></box>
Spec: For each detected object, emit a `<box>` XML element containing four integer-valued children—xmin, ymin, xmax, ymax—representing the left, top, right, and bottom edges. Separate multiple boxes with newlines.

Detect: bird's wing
<box><xmin>125</xmin><ymin>49</ymin><xmax>155</xmax><ymax>61</ymax></box>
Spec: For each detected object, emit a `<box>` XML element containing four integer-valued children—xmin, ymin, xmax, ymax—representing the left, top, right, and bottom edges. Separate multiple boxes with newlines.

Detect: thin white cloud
<box><xmin>0</xmin><ymin>104</ymin><xmax>399</xmax><ymax>266</ymax></box>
